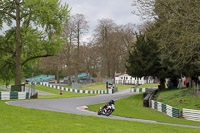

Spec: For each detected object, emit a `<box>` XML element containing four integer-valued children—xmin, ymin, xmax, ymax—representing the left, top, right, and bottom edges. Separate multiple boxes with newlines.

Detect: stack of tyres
<box><xmin>143</xmin><ymin>88</ymin><xmax>159</xmax><ymax>107</ymax></box>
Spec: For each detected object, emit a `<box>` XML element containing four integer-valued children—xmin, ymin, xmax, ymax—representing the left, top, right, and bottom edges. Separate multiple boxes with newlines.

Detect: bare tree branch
<box><xmin>21</xmin><ymin>54</ymin><xmax>53</xmax><ymax>66</ymax></box>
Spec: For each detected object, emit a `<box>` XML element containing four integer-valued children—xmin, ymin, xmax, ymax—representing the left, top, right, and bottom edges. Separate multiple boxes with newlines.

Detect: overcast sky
<box><xmin>62</xmin><ymin>0</ymin><xmax>143</xmax><ymax>42</ymax></box>
<box><xmin>1</xmin><ymin>0</ymin><xmax>144</xmax><ymax>42</ymax></box>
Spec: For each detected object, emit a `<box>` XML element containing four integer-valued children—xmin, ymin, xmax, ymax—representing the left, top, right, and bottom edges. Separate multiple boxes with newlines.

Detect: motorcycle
<box><xmin>97</xmin><ymin>100</ymin><xmax>115</xmax><ymax>116</ymax></box>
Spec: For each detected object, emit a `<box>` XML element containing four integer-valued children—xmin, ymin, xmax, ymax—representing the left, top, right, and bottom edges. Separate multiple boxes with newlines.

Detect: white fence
<box><xmin>183</xmin><ymin>108</ymin><xmax>200</xmax><ymax>121</ymax></box>
<box><xmin>115</xmin><ymin>79</ymin><xmax>157</xmax><ymax>85</ymax></box>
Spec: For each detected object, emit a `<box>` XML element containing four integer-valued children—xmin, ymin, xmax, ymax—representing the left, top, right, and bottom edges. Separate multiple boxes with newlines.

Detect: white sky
<box><xmin>62</xmin><ymin>0</ymin><xmax>143</xmax><ymax>42</ymax></box>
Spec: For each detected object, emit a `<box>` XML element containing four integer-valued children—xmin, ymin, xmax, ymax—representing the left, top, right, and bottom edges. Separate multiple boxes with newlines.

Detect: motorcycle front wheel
<box><xmin>97</xmin><ymin>110</ymin><xmax>102</xmax><ymax>115</ymax></box>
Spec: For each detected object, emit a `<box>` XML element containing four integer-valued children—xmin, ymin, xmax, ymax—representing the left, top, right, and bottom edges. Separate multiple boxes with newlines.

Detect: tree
<box><xmin>132</xmin><ymin>0</ymin><xmax>200</xmax><ymax>83</ymax></box>
<box><xmin>61</xmin><ymin>21</ymin><xmax>76</xmax><ymax>85</ymax></box>
<box><xmin>126</xmin><ymin>33</ymin><xmax>168</xmax><ymax>90</ymax></box>
<box><xmin>70</xmin><ymin>14</ymin><xmax>89</xmax><ymax>82</ymax></box>
<box><xmin>93</xmin><ymin>19</ymin><xmax>137</xmax><ymax>78</ymax></box>
<box><xmin>118</xmin><ymin>23</ymin><xmax>136</xmax><ymax>73</ymax></box>
<box><xmin>153</xmin><ymin>0</ymin><xmax>200</xmax><ymax>79</ymax></box>
<box><xmin>0</xmin><ymin>0</ymin><xmax>70</xmax><ymax>85</ymax></box>
<box><xmin>39</xmin><ymin>53</ymin><xmax>65</xmax><ymax>83</ymax></box>
<box><xmin>94</xmin><ymin>19</ymin><xmax>117</xmax><ymax>78</ymax></box>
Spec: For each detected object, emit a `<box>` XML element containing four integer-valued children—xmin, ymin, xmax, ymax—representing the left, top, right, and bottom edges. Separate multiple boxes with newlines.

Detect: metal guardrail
<box><xmin>151</xmin><ymin>100</ymin><xmax>180</xmax><ymax>118</ymax></box>
<box><xmin>0</xmin><ymin>92</ymin><xmax>29</xmax><ymax>100</ymax></box>
<box><xmin>183</xmin><ymin>108</ymin><xmax>200</xmax><ymax>121</ymax></box>
<box><xmin>40</xmin><ymin>82</ymin><xmax>108</xmax><ymax>94</ymax></box>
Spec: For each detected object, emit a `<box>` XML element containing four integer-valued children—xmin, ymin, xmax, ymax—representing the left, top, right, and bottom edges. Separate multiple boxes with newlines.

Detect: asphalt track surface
<box><xmin>7</xmin><ymin>89</ymin><xmax>200</xmax><ymax>129</ymax></box>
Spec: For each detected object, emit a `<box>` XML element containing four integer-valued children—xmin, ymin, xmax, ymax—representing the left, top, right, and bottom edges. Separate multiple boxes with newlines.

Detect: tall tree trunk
<box><xmin>15</xmin><ymin>0</ymin><xmax>21</xmax><ymax>85</ymax></box>
<box><xmin>66</xmin><ymin>33</ymin><xmax>72</xmax><ymax>85</ymax></box>
<box><xmin>102</xmin><ymin>27</ymin><xmax>108</xmax><ymax>78</ymax></box>
<box><xmin>107</xmin><ymin>60</ymin><xmax>110</xmax><ymax>78</ymax></box>
<box><xmin>160</xmin><ymin>78</ymin><xmax>166</xmax><ymax>90</ymax></box>
<box><xmin>56</xmin><ymin>67</ymin><xmax>60</xmax><ymax>83</ymax></box>
<box><xmin>75</xmin><ymin>25</ymin><xmax>80</xmax><ymax>83</ymax></box>
<box><xmin>67</xmin><ymin>64</ymin><xmax>72</xmax><ymax>85</ymax></box>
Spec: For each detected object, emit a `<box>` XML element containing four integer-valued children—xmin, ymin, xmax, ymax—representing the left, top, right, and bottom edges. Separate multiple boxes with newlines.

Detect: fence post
<box><xmin>179</xmin><ymin>109</ymin><xmax>182</xmax><ymax>118</ymax></box>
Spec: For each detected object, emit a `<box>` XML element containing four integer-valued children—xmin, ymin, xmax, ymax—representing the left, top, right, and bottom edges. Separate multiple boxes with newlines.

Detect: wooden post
<box><xmin>37</xmin><ymin>92</ymin><xmax>39</xmax><ymax>98</ymax></box>
<box><xmin>189</xmin><ymin>79</ymin><xmax>192</xmax><ymax>89</ymax></box>
<box><xmin>197</xmin><ymin>82</ymin><xmax>199</xmax><ymax>97</ymax></box>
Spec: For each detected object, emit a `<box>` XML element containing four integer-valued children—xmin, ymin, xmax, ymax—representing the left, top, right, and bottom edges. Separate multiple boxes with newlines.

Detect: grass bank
<box><xmin>156</xmin><ymin>88</ymin><xmax>200</xmax><ymax>110</ymax></box>
<box><xmin>135</xmin><ymin>84</ymin><xmax>159</xmax><ymax>88</ymax></box>
<box><xmin>87</xmin><ymin>94</ymin><xmax>200</xmax><ymax>126</ymax></box>
<box><xmin>0</xmin><ymin>101</ymin><xmax>199</xmax><ymax>133</ymax></box>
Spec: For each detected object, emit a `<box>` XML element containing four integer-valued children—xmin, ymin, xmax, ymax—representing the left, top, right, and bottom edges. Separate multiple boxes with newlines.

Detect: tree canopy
<box><xmin>131</xmin><ymin>0</ymin><xmax>200</xmax><ymax>82</ymax></box>
<box><xmin>0</xmin><ymin>0</ymin><xmax>70</xmax><ymax>84</ymax></box>
<box><xmin>126</xmin><ymin>33</ymin><xmax>160</xmax><ymax>77</ymax></box>
<box><xmin>126</xmin><ymin>32</ymin><xmax>170</xmax><ymax>90</ymax></box>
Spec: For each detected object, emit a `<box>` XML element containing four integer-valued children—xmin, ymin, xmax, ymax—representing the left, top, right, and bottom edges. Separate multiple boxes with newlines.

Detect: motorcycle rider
<box><xmin>108</xmin><ymin>100</ymin><xmax>115</xmax><ymax>111</ymax></box>
<box><xmin>98</xmin><ymin>100</ymin><xmax>115</xmax><ymax>116</ymax></box>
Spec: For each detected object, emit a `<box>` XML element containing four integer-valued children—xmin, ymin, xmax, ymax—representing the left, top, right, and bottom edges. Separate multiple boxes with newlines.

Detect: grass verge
<box><xmin>51</xmin><ymin>83</ymin><xmax>133</xmax><ymax>91</ymax></box>
<box><xmin>116</xmin><ymin>84</ymin><xmax>134</xmax><ymax>91</ymax></box>
<box><xmin>87</xmin><ymin>94</ymin><xmax>200</xmax><ymax>126</ymax></box>
<box><xmin>35</xmin><ymin>85</ymin><xmax>95</xmax><ymax>99</ymax></box>
<box><xmin>0</xmin><ymin>101</ymin><xmax>199</xmax><ymax>133</ymax></box>
<box><xmin>81</xmin><ymin>83</ymin><xmax>106</xmax><ymax>90</ymax></box>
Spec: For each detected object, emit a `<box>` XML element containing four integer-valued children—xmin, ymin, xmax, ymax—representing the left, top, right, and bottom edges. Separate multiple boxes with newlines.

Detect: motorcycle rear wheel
<box><xmin>105</xmin><ymin>110</ymin><xmax>112</xmax><ymax>116</ymax></box>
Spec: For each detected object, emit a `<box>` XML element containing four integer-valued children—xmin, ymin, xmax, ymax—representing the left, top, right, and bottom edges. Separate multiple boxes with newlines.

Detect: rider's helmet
<box><xmin>109</xmin><ymin>100</ymin><xmax>114</xmax><ymax>105</ymax></box>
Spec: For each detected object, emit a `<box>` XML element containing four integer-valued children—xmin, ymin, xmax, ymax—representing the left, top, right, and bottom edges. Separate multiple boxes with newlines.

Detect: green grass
<box><xmin>35</xmin><ymin>85</ymin><xmax>95</xmax><ymax>99</ymax></box>
<box><xmin>116</xmin><ymin>84</ymin><xmax>134</xmax><ymax>91</ymax></box>
<box><xmin>87</xmin><ymin>94</ymin><xmax>200</xmax><ymax>127</ymax></box>
<box><xmin>81</xmin><ymin>83</ymin><xmax>134</xmax><ymax>91</ymax></box>
<box><xmin>41</xmin><ymin>83</ymin><xmax>133</xmax><ymax>92</ymax></box>
<box><xmin>81</xmin><ymin>83</ymin><xmax>106</xmax><ymax>90</ymax></box>
<box><xmin>53</xmin><ymin>83</ymin><xmax>106</xmax><ymax>90</ymax></box>
<box><xmin>135</xmin><ymin>83</ymin><xmax>160</xmax><ymax>88</ymax></box>
<box><xmin>0</xmin><ymin>101</ymin><xmax>199</xmax><ymax>133</ymax></box>
<box><xmin>156</xmin><ymin>88</ymin><xmax>200</xmax><ymax>110</ymax></box>
<box><xmin>52</xmin><ymin>83</ymin><xmax>106</xmax><ymax>90</ymax></box>
<box><xmin>59</xmin><ymin>85</ymin><xmax>72</xmax><ymax>88</ymax></box>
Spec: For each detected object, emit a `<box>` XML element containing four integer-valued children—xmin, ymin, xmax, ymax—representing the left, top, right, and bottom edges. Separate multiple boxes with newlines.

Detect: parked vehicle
<box><xmin>97</xmin><ymin>100</ymin><xmax>115</xmax><ymax>116</ymax></box>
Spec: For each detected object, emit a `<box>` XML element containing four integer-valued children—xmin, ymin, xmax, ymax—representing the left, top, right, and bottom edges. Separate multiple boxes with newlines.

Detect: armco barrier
<box><xmin>131</xmin><ymin>87</ymin><xmax>158</xmax><ymax>93</ymax></box>
<box><xmin>183</xmin><ymin>108</ymin><xmax>200</xmax><ymax>121</ymax></box>
<box><xmin>38</xmin><ymin>82</ymin><xmax>108</xmax><ymax>94</ymax></box>
<box><xmin>151</xmin><ymin>100</ymin><xmax>180</xmax><ymax>118</ymax></box>
<box><xmin>0</xmin><ymin>92</ymin><xmax>29</xmax><ymax>100</ymax></box>
<box><xmin>130</xmin><ymin>88</ymin><xmax>149</xmax><ymax>93</ymax></box>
